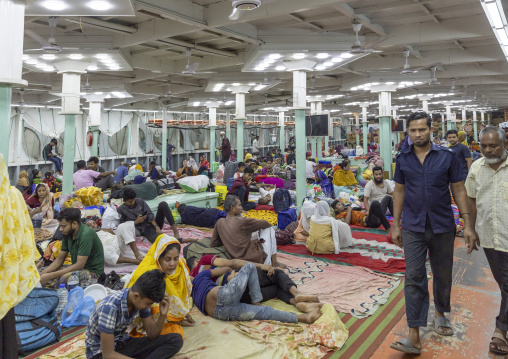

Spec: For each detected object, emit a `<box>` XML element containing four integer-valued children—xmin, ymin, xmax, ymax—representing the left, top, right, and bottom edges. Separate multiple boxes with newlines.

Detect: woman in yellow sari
<box><xmin>127</xmin><ymin>234</ymin><xmax>194</xmax><ymax>338</ymax></box>
<box><xmin>332</xmin><ymin>160</ymin><xmax>358</xmax><ymax>188</ymax></box>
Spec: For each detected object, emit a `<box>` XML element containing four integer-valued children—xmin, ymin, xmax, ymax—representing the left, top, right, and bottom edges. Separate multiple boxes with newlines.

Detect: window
<box><xmin>23</xmin><ymin>128</ymin><xmax>41</xmax><ymax>160</ymax></box>
<box><xmin>108</xmin><ymin>126</ymin><xmax>128</xmax><ymax>155</ymax></box>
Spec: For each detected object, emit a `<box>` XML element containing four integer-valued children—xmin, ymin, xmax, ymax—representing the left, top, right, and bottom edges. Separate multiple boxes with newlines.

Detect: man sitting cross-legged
<box><xmin>211</xmin><ymin>195</ymin><xmax>284</xmax><ymax>267</ymax></box>
<box><xmin>117</xmin><ymin>188</ymin><xmax>192</xmax><ymax>246</ymax></box>
<box><xmin>187</xmin><ymin>255</ymin><xmax>321</xmax><ymax>313</ymax></box>
<box><xmin>85</xmin><ymin>269</ymin><xmax>183</xmax><ymax>359</ymax></box>
<box><xmin>191</xmin><ymin>262</ymin><xmax>322</xmax><ymax>324</ymax></box>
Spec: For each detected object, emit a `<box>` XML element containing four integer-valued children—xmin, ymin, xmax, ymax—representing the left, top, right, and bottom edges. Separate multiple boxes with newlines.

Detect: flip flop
<box><xmin>490</xmin><ymin>332</ymin><xmax>508</xmax><ymax>355</ymax></box>
<box><xmin>433</xmin><ymin>316</ymin><xmax>454</xmax><ymax>336</ymax></box>
<box><xmin>390</xmin><ymin>338</ymin><xmax>421</xmax><ymax>355</ymax></box>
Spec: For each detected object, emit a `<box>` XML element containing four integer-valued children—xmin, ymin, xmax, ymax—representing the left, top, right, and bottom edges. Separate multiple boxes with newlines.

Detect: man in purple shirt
<box><xmin>390</xmin><ymin>111</ymin><xmax>474</xmax><ymax>355</ymax></box>
<box><xmin>260</xmin><ymin>158</ymin><xmax>277</xmax><ymax>177</ymax></box>
<box><xmin>73</xmin><ymin>160</ymin><xmax>116</xmax><ymax>191</ymax></box>
<box><xmin>218</xmin><ymin>131</ymin><xmax>232</xmax><ymax>163</ymax></box>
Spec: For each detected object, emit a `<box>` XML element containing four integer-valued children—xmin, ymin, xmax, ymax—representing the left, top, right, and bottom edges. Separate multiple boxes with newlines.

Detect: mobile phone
<box><xmin>142</xmin><ymin>210</ymin><xmax>147</xmax><ymax>216</ymax></box>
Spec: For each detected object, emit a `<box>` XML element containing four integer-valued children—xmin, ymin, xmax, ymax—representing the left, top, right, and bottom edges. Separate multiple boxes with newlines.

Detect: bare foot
<box><xmin>295</xmin><ymin>295</ymin><xmax>319</xmax><ymax>303</ymax></box>
<box><xmin>135</xmin><ymin>253</ymin><xmax>145</xmax><ymax>261</ymax></box>
<box><xmin>296</xmin><ymin>302</ymin><xmax>324</xmax><ymax>313</ymax></box>
<box><xmin>298</xmin><ymin>308</ymin><xmax>322</xmax><ymax>324</ymax></box>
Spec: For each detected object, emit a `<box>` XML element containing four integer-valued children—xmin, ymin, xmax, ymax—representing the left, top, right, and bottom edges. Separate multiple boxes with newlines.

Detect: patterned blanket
<box><xmin>277</xmin><ymin>253</ymin><xmax>401</xmax><ymax>318</ymax></box>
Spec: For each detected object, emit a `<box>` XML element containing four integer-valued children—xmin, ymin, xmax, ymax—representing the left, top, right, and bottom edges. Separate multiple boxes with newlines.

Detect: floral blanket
<box><xmin>39</xmin><ymin>302</ymin><xmax>347</xmax><ymax>359</ymax></box>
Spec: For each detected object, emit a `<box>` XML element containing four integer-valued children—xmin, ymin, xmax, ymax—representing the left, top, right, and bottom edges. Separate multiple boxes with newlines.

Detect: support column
<box><xmin>278</xmin><ymin>111</ymin><xmax>285</xmax><ymax>151</ymax></box>
<box><xmin>359</xmin><ymin>102</ymin><xmax>369</xmax><ymax>154</ymax></box>
<box><xmin>208</xmin><ymin>104</ymin><xmax>218</xmax><ymax>164</ymax></box>
<box><xmin>310</xmin><ymin>137</ymin><xmax>317</xmax><ymax>160</ymax></box>
<box><xmin>488</xmin><ymin>112</ymin><xmax>491</xmax><ymax>126</ymax></box>
<box><xmin>0</xmin><ymin>0</ymin><xmax>27</xmax><ymax>163</ymax></box>
<box><xmin>284</xmin><ymin>60</ymin><xmax>315</xmax><ymax>210</ymax></box>
<box><xmin>461</xmin><ymin>106</ymin><xmax>467</xmax><ymax>131</ymax></box>
<box><xmin>473</xmin><ymin>110</ymin><xmax>478</xmax><ymax>142</ymax></box>
<box><xmin>419</xmin><ymin>96</ymin><xmax>432</xmax><ymax>140</ymax></box>
<box><xmin>444</xmin><ymin>102</ymin><xmax>452</xmax><ymax>132</ymax></box>
<box><xmin>54</xmin><ymin>60</ymin><xmax>90</xmax><ymax>194</ymax></box>
<box><xmin>481</xmin><ymin>110</ymin><xmax>485</xmax><ymax>125</ymax></box>
<box><xmin>371</xmin><ymin>84</ymin><xmax>397</xmax><ymax>179</ymax></box>
<box><xmin>85</xmin><ymin>94</ymin><xmax>107</xmax><ymax>158</ymax></box>
<box><xmin>231</xmin><ymin>86</ymin><xmax>250</xmax><ymax>162</ymax></box>
<box><xmin>392</xmin><ymin>106</ymin><xmax>399</xmax><ymax>149</ymax></box>
<box><xmin>441</xmin><ymin>112</ymin><xmax>445</xmax><ymax>138</ymax></box>
<box><xmin>226</xmin><ymin>109</ymin><xmax>231</xmax><ymax>139</ymax></box>
<box><xmin>353</xmin><ymin>112</ymin><xmax>360</xmax><ymax>149</ymax></box>
<box><xmin>162</xmin><ymin>107</ymin><xmax>168</xmax><ymax>167</ymax></box>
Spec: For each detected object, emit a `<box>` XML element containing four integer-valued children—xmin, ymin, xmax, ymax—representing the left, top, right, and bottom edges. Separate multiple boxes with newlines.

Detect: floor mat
<box><xmin>324</xmin><ymin>281</ymin><xmax>406</xmax><ymax>359</ymax></box>
<box><xmin>34</xmin><ymin>302</ymin><xmax>348</xmax><ymax>359</ymax></box>
<box><xmin>277</xmin><ymin>252</ymin><xmax>401</xmax><ymax>318</ymax></box>
<box><xmin>20</xmin><ymin>326</ymin><xmax>87</xmax><ymax>359</ymax></box>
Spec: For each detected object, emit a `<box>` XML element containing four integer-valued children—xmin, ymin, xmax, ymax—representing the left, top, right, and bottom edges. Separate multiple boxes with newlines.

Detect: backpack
<box><xmin>224</xmin><ymin>161</ymin><xmax>239</xmax><ymax>182</ymax></box>
<box><xmin>272</xmin><ymin>188</ymin><xmax>291</xmax><ymax>213</ymax></box>
<box><xmin>275</xmin><ymin>229</ymin><xmax>295</xmax><ymax>245</ymax></box>
<box><xmin>226</xmin><ymin>177</ymin><xmax>235</xmax><ymax>190</ymax></box>
<box><xmin>277</xmin><ymin>208</ymin><xmax>298</xmax><ymax>230</ymax></box>
<box><xmin>183</xmin><ymin>237</ymin><xmax>232</xmax><ymax>261</ymax></box>
<box><xmin>14</xmin><ymin>288</ymin><xmax>62</xmax><ymax>355</ymax></box>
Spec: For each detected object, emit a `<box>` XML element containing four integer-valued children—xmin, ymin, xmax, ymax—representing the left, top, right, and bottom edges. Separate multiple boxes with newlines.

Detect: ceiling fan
<box><xmin>428</xmin><ymin>66</ymin><xmax>441</xmax><ymax>86</ymax></box>
<box><xmin>182</xmin><ymin>49</ymin><xmax>216</xmax><ymax>76</ymax></box>
<box><xmin>349</xmin><ymin>19</ymin><xmax>392</xmax><ymax>55</ymax></box>
<box><xmin>25</xmin><ymin>17</ymin><xmax>78</xmax><ymax>54</ymax></box>
<box><xmin>165</xmin><ymin>83</ymin><xmax>173</xmax><ymax>98</ymax></box>
<box><xmin>229</xmin><ymin>0</ymin><xmax>262</xmax><ymax>21</ymax></box>
<box><xmin>18</xmin><ymin>90</ymin><xmax>26</xmax><ymax>107</ymax></box>
<box><xmin>449</xmin><ymin>78</ymin><xmax>458</xmax><ymax>94</ymax></box>
<box><xmin>82</xmin><ymin>75</ymin><xmax>93</xmax><ymax>92</ymax></box>
<box><xmin>400</xmin><ymin>49</ymin><xmax>441</xmax><ymax>75</ymax></box>
<box><xmin>309</xmin><ymin>76</ymin><xmax>319</xmax><ymax>93</ymax></box>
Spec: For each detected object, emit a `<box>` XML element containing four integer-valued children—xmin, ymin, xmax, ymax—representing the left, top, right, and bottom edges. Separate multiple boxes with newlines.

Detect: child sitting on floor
<box><xmin>85</xmin><ymin>269</ymin><xmax>183</xmax><ymax>359</ymax></box>
<box><xmin>191</xmin><ymin>262</ymin><xmax>322</xmax><ymax>324</ymax></box>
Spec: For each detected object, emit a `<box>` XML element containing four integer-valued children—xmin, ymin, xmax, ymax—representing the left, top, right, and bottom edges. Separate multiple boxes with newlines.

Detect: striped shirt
<box><xmin>85</xmin><ymin>288</ymin><xmax>152</xmax><ymax>358</ymax></box>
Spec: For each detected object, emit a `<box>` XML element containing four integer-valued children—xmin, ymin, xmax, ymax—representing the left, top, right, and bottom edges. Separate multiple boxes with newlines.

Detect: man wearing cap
<box><xmin>458</xmin><ymin>130</ymin><xmax>469</xmax><ymax>147</ymax></box>
<box><xmin>218</xmin><ymin>131</ymin><xmax>232</xmax><ymax>163</ymax></box>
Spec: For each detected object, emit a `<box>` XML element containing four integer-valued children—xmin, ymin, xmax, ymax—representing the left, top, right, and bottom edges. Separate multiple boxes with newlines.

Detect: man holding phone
<box><xmin>117</xmin><ymin>187</ymin><xmax>186</xmax><ymax>244</ymax></box>
<box><xmin>227</xmin><ymin>167</ymin><xmax>256</xmax><ymax>211</ymax></box>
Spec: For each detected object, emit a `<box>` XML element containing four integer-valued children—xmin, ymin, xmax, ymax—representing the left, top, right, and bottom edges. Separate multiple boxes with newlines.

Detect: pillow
<box><xmin>255</xmin><ymin>205</ymin><xmax>274</xmax><ymax>211</ymax></box>
<box><xmin>177</xmin><ymin>175</ymin><xmax>210</xmax><ymax>193</ymax></box>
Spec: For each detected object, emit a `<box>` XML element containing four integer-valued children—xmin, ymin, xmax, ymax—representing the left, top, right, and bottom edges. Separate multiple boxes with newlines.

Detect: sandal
<box><xmin>433</xmin><ymin>316</ymin><xmax>454</xmax><ymax>336</ymax></box>
<box><xmin>390</xmin><ymin>337</ymin><xmax>421</xmax><ymax>355</ymax></box>
<box><xmin>490</xmin><ymin>332</ymin><xmax>508</xmax><ymax>355</ymax></box>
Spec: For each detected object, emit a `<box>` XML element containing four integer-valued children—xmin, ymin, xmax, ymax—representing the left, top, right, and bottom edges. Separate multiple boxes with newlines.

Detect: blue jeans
<box><xmin>230</xmin><ymin>186</ymin><xmax>256</xmax><ymax>211</ymax></box>
<box><xmin>402</xmin><ymin>222</ymin><xmax>455</xmax><ymax>328</ymax></box>
<box><xmin>47</xmin><ymin>156</ymin><xmax>62</xmax><ymax>172</ymax></box>
<box><xmin>167</xmin><ymin>156</ymin><xmax>173</xmax><ymax>171</ymax></box>
<box><xmin>214</xmin><ymin>263</ymin><xmax>298</xmax><ymax>323</ymax></box>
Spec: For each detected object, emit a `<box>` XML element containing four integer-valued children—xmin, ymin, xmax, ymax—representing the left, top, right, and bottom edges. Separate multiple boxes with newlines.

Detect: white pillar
<box><xmin>481</xmin><ymin>110</ymin><xmax>485</xmax><ymax>125</ymax></box>
<box><xmin>278</xmin><ymin>111</ymin><xmax>285</xmax><ymax>151</ymax></box>
<box><xmin>283</xmin><ymin>60</ymin><xmax>315</xmax><ymax>210</ymax></box>
<box><xmin>444</xmin><ymin>102</ymin><xmax>453</xmax><ymax>131</ymax></box>
<box><xmin>392</xmin><ymin>106</ymin><xmax>399</xmax><ymax>148</ymax></box>
<box><xmin>231</xmin><ymin>85</ymin><xmax>250</xmax><ymax>162</ymax></box>
<box><xmin>419</xmin><ymin>95</ymin><xmax>432</xmax><ymax>113</ymax></box>
<box><xmin>370</xmin><ymin>84</ymin><xmax>398</xmax><ymax>179</ymax></box>
<box><xmin>461</xmin><ymin>106</ymin><xmax>467</xmax><ymax>130</ymax></box>
<box><xmin>359</xmin><ymin>102</ymin><xmax>369</xmax><ymax>154</ymax></box>
<box><xmin>208</xmin><ymin>104</ymin><xmax>219</xmax><ymax>164</ymax></box>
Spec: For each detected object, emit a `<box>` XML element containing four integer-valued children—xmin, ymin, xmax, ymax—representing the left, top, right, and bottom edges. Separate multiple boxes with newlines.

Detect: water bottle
<box><xmin>67</xmin><ymin>273</ymin><xmax>79</xmax><ymax>291</ymax></box>
<box><xmin>56</xmin><ymin>284</ymin><xmax>68</xmax><ymax>321</ymax></box>
<box><xmin>81</xmin><ymin>275</ymin><xmax>91</xmax><ymax>289</ymax></box>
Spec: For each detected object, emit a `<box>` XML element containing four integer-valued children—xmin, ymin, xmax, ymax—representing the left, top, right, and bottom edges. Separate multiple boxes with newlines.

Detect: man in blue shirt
<box><xmin>85</xmin><ymin>269</ymin><xmax>183</xmax><ymax>359</ymax></box>
<box><xmin>114</xmin><ymin>162</ymin><xmax>128</xmax><ymax>183</ymax></box>
<box><xmin>166</xmin><ymin>141</ymin><xmax>176</xmax><ymax>171</ymax></box>
<box><xmin>390</xmin><ymin>111</ymin><xmax>475</xmax><ymax>355</ymax></box>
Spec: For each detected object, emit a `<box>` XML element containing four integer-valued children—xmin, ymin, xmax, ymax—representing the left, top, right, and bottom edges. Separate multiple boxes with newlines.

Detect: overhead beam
<box><xmin>287</xmin><ymin>13</ymin><xmax>324</xmax><ymax>31</ymax></box>
<box><xmin>63</xmin><ymin>17</ymin><xmax>137</xmax><ymax>34</ymax></box>
<box><xmin>404</xmin><ymin>45</ymin><xmax>423</xmax><ymax>59</ymax></box>
<box><xmin>453</xmin><ymin>40</ymin><xmax>465</xmax><ymax>51</ymax></box>
<box><xmin>417</xmin><ymin>2</ymin><xmax>440</xmax><ymax>24</ymax></box>
<box><xmin>331</xmin><ymin>3</ymin><xmax>387</xmax><ymax>36</ymax></box>
<box><xmin>154</xmin><ymin>38</ymin><xmax>238</xmax><ymax>57</ymax></box>
<box><xmin>356</xmin><ymin>0</ymin><xmax>437</xmax><ymax>13</ymax></box>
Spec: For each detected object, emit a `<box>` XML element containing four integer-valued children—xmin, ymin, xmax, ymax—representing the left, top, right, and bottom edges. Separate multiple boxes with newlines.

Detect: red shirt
<box><xmin>190</xmin><ymin>255</ymin><xmax>217</xmax><ymax>279</ymax></box>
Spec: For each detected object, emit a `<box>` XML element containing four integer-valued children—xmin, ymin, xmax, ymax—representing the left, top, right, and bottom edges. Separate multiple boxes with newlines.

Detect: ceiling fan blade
<box><xmin>25</xmin><ymin>29</ymin><xmax>50</xmax><ymax>46</ymax></box>
<box><xmin>187</xmin><ymin>62</ymin><xmax>200</xmax><ymax>73</ymax></box>
<box><xmin>363</xmin><ymin>34</ymin><xmax>394</xmax><ymax>49</ymax></box>
<box><xmin>194</xmin><ymin>71</ymin><xmax>217</xmax><ymax>74</ymax></box>
<box><xmin>24</xmin><ymin>48</ymin><xmax>44</xmax><ymax>52</ymax></box>
<box><xmin>229</xmin><ymin>7</ymin><xmax>242</xmax><ymax>21</ymax></box>
<box><xmin>411</xmin><ymin>62</ymin><xmax>442</xmax><ymax>73</ymax></box>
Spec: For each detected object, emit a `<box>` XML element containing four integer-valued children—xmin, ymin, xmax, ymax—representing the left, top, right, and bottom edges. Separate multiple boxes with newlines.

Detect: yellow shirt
<box><xmin>465</xmin><ymin>157</ymin><xmax>508</xmax><ymax>252</ymax></box>
<box><xmin>333</xmin><ymin>169</ymin><xmax>358</xmax><ymax>187</ymax></box>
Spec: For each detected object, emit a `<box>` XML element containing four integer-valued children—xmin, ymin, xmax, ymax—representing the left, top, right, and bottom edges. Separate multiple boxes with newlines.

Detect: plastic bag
<box><xmin>60</xmin><ymin>287</ymin><xmax>96</xmax><ymax>328</ymax></box>
<box><xmin>102</xmin><ymin>206</ymin><xmax>120</xmax><ymax>230</ymax></box>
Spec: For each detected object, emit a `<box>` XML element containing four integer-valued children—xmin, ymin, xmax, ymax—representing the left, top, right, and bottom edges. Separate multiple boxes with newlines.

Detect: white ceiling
<box><xmin>17</xmin><ymin>0</ymin><xmax>508</xmax><ymax>115</ymax></box>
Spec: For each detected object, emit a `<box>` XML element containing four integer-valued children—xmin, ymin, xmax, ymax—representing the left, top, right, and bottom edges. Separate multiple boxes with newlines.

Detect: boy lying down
<box><xmin>191</xmin><ymin>262</ymin><xmax>323</xmax><ymax>324</ymax></box>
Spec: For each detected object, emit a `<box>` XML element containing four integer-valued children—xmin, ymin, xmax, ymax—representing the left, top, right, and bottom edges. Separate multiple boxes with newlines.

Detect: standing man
<box><xmin>252</xmin><ymin>135</ymin><xmax>260</xmax><ymax>159</ymax></box>
<box><xmin>43</xmin><ymin>138</ymin><xmax>63</xmax><ymax>175</ymax></box>
<box><xmin>446</xmin><ymin>130</ymin><xmax>472</xmax><ymax>178</ymax></box>
<box><xmin>166</xmin><ymin>140</ymin><xmax>176</xmax><ymax>171</ymax></box>
<box><xmin>218</xmin><ymin>131</ymin><xmax>232</xmax><ymax>163</ymax></box>
<box><xmin>390</xmin><ymin>111</ymin><xmax>474</xmax><ymax>355</ymax></box>
<box><xmin>465</xmin><ymin>126</ymin><xmax>508</xmax><ymax>356</ymax></box>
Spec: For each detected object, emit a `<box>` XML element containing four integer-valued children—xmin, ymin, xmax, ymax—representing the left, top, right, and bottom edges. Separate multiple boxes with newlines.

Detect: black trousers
<box><xmin>484</xmin><ymin>248</ymin><xmax>508</xmax><ymax>331</ymax></box>
<box><xmin>94</xmin><ymin>175</ymin><xmax>114</xmax><ymax>191</ymax></box>
<box><xmin>0</xmin><ymin>308</ymin><xmax>17</xmax><ymax>359</ymax></box>
<box><xmin>140</xmin><ymin>202</ymin><xmax>176</xmax><ymax>243</ymax></box>
<box><xmin>92</xmin><ymin>333</ymin><xmax>183</xmax><ymax>359</ymax></box>
<box><xmin>221</xmin><ymin>154</ymin><xmax>231</xmax><ymax>163</ymax></box>
<box><xmin>230</xmin><ymin>186</ymin><xmax>256</xmax><ymax>211</ymax></box>
<box><xmin>241</xmin><ymin>268</ymin><xmax>297</xmax><ymax>304</ymax></box>
<box><xmin>366</xmin><ymin>195</ymin><xmax>393</xmax><ymax>230</ymax></box>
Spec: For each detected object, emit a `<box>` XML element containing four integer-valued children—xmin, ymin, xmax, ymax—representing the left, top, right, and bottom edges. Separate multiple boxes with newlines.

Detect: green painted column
<box><xmin>226</xmin><ymin>110</ymin><xmax>231</xmax><ymax>139</ymax></box>
<box><xmin>362</xmin><ymin>122</ymin><xmax>368</xmax><ymax>153</ymax></box>
<box><xmin>237</xmin><ymin>119</ymin><xmax>244</xmax><ymax>162</ymax></box>
<box><xmin>324</xmin><ymin>135</ymin><xmax>329</xmax><ymax>154</ymax></box>
<box><xmin>379</xmin><ymin>116</ymin><xmax>392</xmax><ymax>178</ymax></box>
<box><xmin>279</xmin><ymin>111</ymin><xmax>285</xmax><ymax>151</ymax></box>
<box><xmin>209</xmin><ymin>126</ymin><xmax>216</xmax><ymax>164</ymax></box>
<box><xmin>441</xmin><ymin>115</ymin><xmax>445</xmax><ymax>138</ymax></box>
<box><xmin>0</xmin><ymin>84</ymin><xmax>12</xmax><ymax>163</ymax></box>
<box><xmin>161</xmin><ymin>109</ymin><xmax>167</xmax><ymax>170</ymax></box>
<box><xmin>461</xmin><ymin>107</ymin><xmax>466</xmax><ymax>131</ymax></box>
<box><xmin>62</xmin><ymin>114</ymin><xmax>76</xmax><ymax>195</ymax></box>
<box><xmin>89</xmin><ymin>126</ymin><xmax>99</xmax><ymax>157</ymax></box>
<box><xmin>295</xmin><ymin>109</ymin><xmax>306</xmax><ymax>208</ymax></box>
<box><xmin>488</xmin><ymin>113</ymin><xmax>491</xmax><ymax>126</ymax></box>
<box><xmin>310</xmin><ymin>137</ymin><xmax>317</xmax><ymax>160</ymax></box>
<box><xmin>473</xmin><ymin>121</ymin><xmax>478</xmax><ymax>142</ymax></box>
